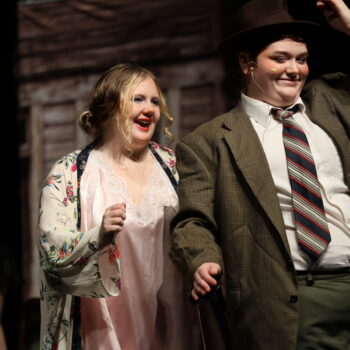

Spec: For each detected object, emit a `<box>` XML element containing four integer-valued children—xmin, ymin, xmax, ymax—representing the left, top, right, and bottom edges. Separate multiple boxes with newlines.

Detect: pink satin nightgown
<box><xmin>79</xmin><ymin>150</ymin><xmax>199</xmax><ymax>350</ymax></box>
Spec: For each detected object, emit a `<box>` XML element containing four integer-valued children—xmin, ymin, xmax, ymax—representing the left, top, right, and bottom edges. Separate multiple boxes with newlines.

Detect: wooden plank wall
<box><xmin>18</xmin><ymin>0</ymin><xmax>221</xmax><ymax>77</ymax></box>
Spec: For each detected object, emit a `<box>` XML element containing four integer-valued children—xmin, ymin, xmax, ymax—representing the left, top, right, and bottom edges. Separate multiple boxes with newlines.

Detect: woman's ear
<box><xmin>239</xmin><ymin>52</ymin><xmax>250</xmax><ymax>75</ymax></box>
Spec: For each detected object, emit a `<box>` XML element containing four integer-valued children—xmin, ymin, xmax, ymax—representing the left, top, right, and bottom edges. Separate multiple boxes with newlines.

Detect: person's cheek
<box><xmin>301</xmin><ymin>65</ymin><xmax>309</xmax><ymax>78</ymax></box>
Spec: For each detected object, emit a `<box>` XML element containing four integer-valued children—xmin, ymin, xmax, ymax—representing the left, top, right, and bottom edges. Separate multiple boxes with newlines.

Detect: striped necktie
<box><xmin>272</xmin><ymin>108</ymin><xmax>331</xmax><ymax>262</ymax></box>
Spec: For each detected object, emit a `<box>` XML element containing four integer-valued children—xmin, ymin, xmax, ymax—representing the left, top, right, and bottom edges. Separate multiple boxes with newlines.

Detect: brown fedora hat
<box><xmin>219</xmin><ymin>0</ymin><xmax>321</xmax><ymax>54</ymax></box>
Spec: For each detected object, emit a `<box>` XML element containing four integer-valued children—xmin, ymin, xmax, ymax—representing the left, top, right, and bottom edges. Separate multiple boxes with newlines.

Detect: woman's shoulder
<box><xmin>149</xmin><ymin>141</ymin><xmax>175</xmax><ymax>158</ymax></box>
<box><xmin>43</xmin><ymin>150</ymin><xmax>81</xmax><ymax>188</ymax></box>
<box><xmin>51</xmin><ymin>150</ymin><xmax>80</xmax><ymax>173</ymax></box>
<box><xmin>41</xmin><ymin>151</ymin><xmax>80</xmax><ymax>193</ymax></box>
<box><xmin>149</xmin><ymin>141</ymin><xmax>177</xmax><ymax>177</ymax></box>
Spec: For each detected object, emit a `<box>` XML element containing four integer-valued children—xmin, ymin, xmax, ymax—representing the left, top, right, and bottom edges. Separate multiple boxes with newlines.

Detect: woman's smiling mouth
<box><xmin>135</xmin><ymin>117</ymin><xmax>152</xmax><ymax>131</ymax></box>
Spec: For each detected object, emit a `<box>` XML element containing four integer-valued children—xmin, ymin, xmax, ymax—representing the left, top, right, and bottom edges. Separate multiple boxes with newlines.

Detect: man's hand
<box><xmin>317</xmin><ymin>0</ymin><xmax>350</xmax><ymax>35</ymax></box>
<box><xmin>192</xmin><ymin>262</ymin><xmax>222</xmax><ymax>301</ymax></box>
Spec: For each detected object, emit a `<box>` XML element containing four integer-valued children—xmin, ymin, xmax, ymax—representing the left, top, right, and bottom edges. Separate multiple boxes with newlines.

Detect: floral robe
<box><xmin>38</xmin><ymin>141</ymin><xmax>178</xmax><ymax>350</ymax></box>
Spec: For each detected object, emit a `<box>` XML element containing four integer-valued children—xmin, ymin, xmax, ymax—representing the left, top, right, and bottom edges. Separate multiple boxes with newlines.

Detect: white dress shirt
<box><xmin>241</xmin><ymin>93</ymin><xmax>350</xmax><ymax>270</ymax></box>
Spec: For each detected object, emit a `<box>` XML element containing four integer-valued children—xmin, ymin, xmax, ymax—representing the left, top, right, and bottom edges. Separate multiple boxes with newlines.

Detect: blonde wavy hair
<box><xmin>79</xmin><ymin>63</ymin><xmax>173</xmax><ymax>143</ymax></box>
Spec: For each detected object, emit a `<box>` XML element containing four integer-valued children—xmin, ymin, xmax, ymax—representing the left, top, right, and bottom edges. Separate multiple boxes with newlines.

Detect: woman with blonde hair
<box><xmin>38</xmin><ymin>63</ymin><xmax>199</xmax><ymax>349</ymax></box>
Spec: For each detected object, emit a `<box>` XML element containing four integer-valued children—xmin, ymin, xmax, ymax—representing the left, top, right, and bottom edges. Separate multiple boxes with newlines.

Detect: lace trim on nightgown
<box><xmin>89</xmin><ymin>149</ymin><xmax>177</xmax><ymax>226</ymax></box>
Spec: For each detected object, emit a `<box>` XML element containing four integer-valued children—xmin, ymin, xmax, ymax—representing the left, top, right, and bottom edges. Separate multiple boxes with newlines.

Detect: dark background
<box><xmin>1</xmin><ymin>2</ymin><xmax>21</xmax><ymax>350</ymax></box>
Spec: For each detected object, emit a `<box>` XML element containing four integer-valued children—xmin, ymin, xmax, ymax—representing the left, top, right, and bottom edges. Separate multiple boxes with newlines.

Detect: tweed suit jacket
<box><xmin>170</xmin><ymin>73</ymin><xmax>350</xmax><ymax>350</ymax></box>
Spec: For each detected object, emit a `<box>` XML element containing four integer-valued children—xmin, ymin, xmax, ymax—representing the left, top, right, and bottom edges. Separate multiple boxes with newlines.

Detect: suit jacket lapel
<box><xmin>222</xmin><ymin>104</ymin><xmax>291</xmax><ymax>256</ymax></box>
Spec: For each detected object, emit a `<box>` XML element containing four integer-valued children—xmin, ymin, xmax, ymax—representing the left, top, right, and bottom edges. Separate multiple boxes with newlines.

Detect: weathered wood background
<box><xmin>18</xmin><ymin>0</ymin><xmax>222</xmax><ymax>77</ymax></box>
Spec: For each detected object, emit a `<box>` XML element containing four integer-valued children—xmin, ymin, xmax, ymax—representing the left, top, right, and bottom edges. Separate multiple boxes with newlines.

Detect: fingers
<box><xmin>316</xmin><ymin>0</ymin><xmax>350</xmax><ymax>35</ymax></box>
<box><xmin>191</xmin><ymin>288</ymin><xmax>200</xmax><ymax>301</ymax></box>
<box><xmin>192</xmin><ymin>262</ymin><xmax>222</xmax><ymax>300</ymax></box>
<box><xmin>107</xmin><ymin>203</ymin><xmax>126</xmax><ymax>219</ymax></box>
<box><xmin>317</xmin><ymin>0</ymin><xmax>348</xmax><ymax>10</ymax></box>
<box><xmin>316</xmin><ymin>0</ymin><xmax>349</xmax><ymax>19</ymax></box>
<box><xmin>107</xmin><ymin>202</ymin><xmax>126</xmax><ymax>213</ymax></box>
<box><xmin>209</xmin><ymin>262</ymin><xmax>222</xmax><ymax>276</ymax></box>
<box><xmin>101</xmin><ymin>202</ymin><xmax>126</xmax><ymax>236</ymax></box>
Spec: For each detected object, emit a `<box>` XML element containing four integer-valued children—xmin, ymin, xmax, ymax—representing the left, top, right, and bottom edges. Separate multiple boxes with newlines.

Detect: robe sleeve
<box><xmin>38</xmin><ymin>152</ymin><xmax>120</xmax><ymax>297</ymax></box>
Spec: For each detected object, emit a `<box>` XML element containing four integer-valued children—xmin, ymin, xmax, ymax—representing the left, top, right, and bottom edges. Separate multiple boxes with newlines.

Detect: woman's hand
<box><xmin>99</xmin><ymin>203</ymin><xmax>126</xmax><ymax>247</ymax></box>
<box><xmin>317</xmin><ymin>0</ymin><xmax>350</xmax><ymax>35</ymax></box>
<box><xmin>191</xmin><ymin>262</ymin><xmax>222</xmax><ymax>301</ymax></box>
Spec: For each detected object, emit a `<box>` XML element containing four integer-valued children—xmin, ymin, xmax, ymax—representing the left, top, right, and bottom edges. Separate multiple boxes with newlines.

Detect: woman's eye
<box><xmin>133</xmin><ymin>95</ymin><xmax>144</xmax><ymax>102</ymax></box>
<box><xmin>152</xmin><ymin>98</ymin><xmax>160</xmax><ymax>106</ymax></box>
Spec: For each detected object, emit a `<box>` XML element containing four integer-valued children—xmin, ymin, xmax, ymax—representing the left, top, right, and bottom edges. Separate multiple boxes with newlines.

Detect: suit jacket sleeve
<box><xmin>170</xmin><ymin>138</ymin><xmax>223</xmax><ymax>284</ymax></box>
<box><xmin>303</xmin><ymin>72</ymin><xmax>350</xmax><ymax>136</ymax></box>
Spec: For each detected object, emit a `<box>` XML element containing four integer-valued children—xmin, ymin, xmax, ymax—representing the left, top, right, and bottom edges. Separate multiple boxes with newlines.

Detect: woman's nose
<box><xmin>142</xmin><ymin>103</ymin><xmax>155</xmax><ymax>116</ymax></box>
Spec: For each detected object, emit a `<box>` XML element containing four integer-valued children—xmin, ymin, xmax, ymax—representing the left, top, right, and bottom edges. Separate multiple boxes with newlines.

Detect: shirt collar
<box><xmin>241</xmin><ymin>93</ymin><xmax>305</xmax><ymax>127</ymax></box>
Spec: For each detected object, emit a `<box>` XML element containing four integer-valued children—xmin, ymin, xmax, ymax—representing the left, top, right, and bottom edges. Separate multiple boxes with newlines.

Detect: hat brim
<box><xmin>219</xmin><ymin>21</ymin><xmax>321</xmax><ymax>54</ymax></box>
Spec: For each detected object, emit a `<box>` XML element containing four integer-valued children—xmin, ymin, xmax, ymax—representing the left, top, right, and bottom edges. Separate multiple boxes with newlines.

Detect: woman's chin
<box><xmin>129</xmin><ymin>136</ymin><xmax>152</xmax><ymax>151</ymax></box>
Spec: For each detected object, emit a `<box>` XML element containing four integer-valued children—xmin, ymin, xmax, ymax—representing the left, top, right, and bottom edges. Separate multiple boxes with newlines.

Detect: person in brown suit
<box><xmin>170</xmin><ymin>0</ymin><xmax>350</xmax><ymax>349</ymax></box>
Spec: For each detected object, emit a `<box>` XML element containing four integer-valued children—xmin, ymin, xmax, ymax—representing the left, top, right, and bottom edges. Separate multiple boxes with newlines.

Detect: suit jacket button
<box><xmin>290</xmin><ymin>295</ymin><xmax>298</xmax><ymax>304</ymax></box>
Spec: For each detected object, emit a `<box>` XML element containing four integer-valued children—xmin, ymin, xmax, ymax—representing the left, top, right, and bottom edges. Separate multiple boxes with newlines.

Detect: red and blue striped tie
<box><xmin>272</xmin><ymin>108</ymin><xmax>331</xmax><ymax>262</ymax></box>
